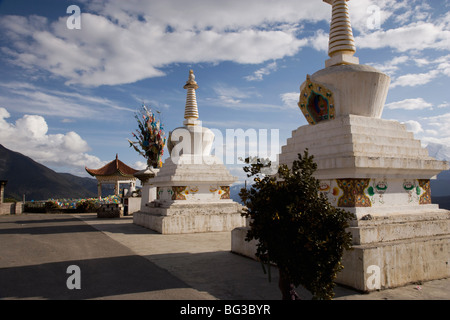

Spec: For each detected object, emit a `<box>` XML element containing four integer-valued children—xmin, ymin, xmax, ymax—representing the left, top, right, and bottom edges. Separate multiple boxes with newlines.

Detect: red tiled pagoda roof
<box><xmin>85</xmin><ymin>154</ymin><xmax>139</xmax><ymax>177</ymax></box>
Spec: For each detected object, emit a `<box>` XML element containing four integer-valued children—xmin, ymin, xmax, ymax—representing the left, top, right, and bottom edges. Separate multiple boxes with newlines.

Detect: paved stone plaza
<box><xmin>0</xmin><ymin>213</ymin><xmax>448</xmax><ymax>300</ymax></box>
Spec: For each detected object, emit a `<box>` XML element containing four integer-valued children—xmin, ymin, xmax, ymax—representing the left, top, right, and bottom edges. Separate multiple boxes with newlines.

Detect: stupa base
<box><xmin>134</xmin><ymin>202</ymin><xmax>246</xmax><ymax>234</ymax></box>
<box><xmin>339</xmin><ymin>233</ymin><xmax>450</xmax><ymax>292</ymax></box>
<box><xmin>231</xmin><ymin>208</ymin><xmax>450</xmax><ymax>292</ymax></box>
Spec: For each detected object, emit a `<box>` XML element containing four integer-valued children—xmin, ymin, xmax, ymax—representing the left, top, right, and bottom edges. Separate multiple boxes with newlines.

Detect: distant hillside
<box><xmin>0</xmin><ymin>144</ymin><xmax>97</xmax><ymax>201</ymax></box>
<box><xmin>431</xmin><ymin>195</ymin><xmax>450</xmax><ymax>210</ymax></box>
<box><xmin>427</xmin><ymin>143</ymin><xmax>450</xmax><ymax>197</ymax></box>
<box><xmin>58</xmin><ymin>173</ymin><xmax>100</xmax><ymax>196</ymax></box>
<box><xmin>431</xmin><ymin>177</ymin><xmax>450</xmax><ymax>197</ymax></box>
<box><xmin>230</xmin><ymin>183</ymin><xmax>245</xmax><ymax>204</ymax></box>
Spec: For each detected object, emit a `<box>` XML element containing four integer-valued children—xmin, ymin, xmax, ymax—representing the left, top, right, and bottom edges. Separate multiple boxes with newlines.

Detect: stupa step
<box><xmin>155</xmin><ymin>164</ymin><xmax>234</xmax><ymax>174</ymax></box>
<box><xmin>152</xmin><ymin>166</ymin><xmax>236</xmax><ymax>181</ymax></box>
<box><xmin>349</xmin><ymin>126</ymin><xmax>414</xmax><ymax>139</ymax></box>
<box><xmin>279</xmin><ymin>154</ymin><xmax>446</xmax><ymax>179</ymax></box>
<box><xmin>338</xmin><ymin>234</ymin><xmax>450</xmax><ymax>291</ymax></box>
<box><xmin>290</xmin><ymin>118</ymin><xmax>415</xmax><ymax>139</ymax></box>
<box><xmin>282</xmin><ymin>145</ymin><xmax>430</xmax><ymax>162</ymax></box>
<box><xmin>282</xmin><ymin>139</ymin><xmax>430</xmax><ymax>160</ymax></box>
<box><xmin>284</xmin><ymin>132</ymin><xmax>423</xmax><ymax>151</ymax></box>
<box><xmin>351</xmin><ymin>135</ymin><xmax>422</xmax><ymax>148</ymax></box>
<box><xmin>348</xmin><ymin>209</ymin><xmax>450</xmax><ymax>245</ymax></box>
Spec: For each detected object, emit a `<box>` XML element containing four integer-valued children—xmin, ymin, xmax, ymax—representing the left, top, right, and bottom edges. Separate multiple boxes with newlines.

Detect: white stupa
<box><xmin>233</xmin><ymin>0</ymin><xmax>450</xmax><ymax>292</ymax></box>
<box><xmin>133</xmin><ymin>70</ymin><xmax>246</xmax><ymax>234</ymax></box>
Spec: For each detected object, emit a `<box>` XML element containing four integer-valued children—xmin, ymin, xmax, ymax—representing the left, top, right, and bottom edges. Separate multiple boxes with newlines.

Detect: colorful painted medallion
<box><xmin>298</xmin><ymin>75</ymin><xmax>335</xmax><ymax>125</ymax></box>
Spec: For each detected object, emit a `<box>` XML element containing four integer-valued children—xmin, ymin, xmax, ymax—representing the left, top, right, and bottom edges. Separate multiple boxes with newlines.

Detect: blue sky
<box><xmin>0</xmin><ymin>0</ymin><xmax>449</xmax><ymax>183</ymax></box>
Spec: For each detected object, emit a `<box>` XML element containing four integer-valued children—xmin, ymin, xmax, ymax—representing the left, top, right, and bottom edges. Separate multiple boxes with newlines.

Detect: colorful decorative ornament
<box><xmin>219</xmin><ymin>186</ymin><xmax>230</xmax><ymax>200</ymax></box>
<box><xmin>299</xmin><ymin>75</ymin><xmax>335</xmax><ymax>125</ymax></box>
<box><xmin>336</xmin><ymin>179</ymin><xmax>371</xmax><ymax>208</ymax></box>
<box><xmin>128</xmin><ymin>105</ymin><xmax>167</xmax><ymax>168</ymax></box>
<box><xmin>418</xmin><ymin>179</ymin><xmax>432</xmax><ymax>205</ymax></box>
<box><xmin>172</xmin><ymin>186</ymin><xmax>188</xmax><ymax>200</ymax></box>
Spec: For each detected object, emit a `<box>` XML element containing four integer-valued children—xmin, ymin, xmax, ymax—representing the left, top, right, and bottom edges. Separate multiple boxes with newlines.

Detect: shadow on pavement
<box><xmin>0</xmin><ymin>255</ymin><xmax>196</xmax><ymax>300</ymax></box>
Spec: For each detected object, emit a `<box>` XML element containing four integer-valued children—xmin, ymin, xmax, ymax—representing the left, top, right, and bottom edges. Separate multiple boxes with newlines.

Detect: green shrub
<box><xmin>240</xmin><ymin>150</ymin><xmax>354</xmax><ymax>300</ymax></box>
<box><xmin>76</xmin><ymin>200</ymin><xmax>99</xmax><ymax>213</ymax></box>
<box><xmin>44</xmin><ymin>201</ymin><xmax>61</xmax><ymax>213</ymax></box>
<box><xmin>24</xmin><ymin>202</ymin><xmax>45</xmax><ymax>213</ymax></box>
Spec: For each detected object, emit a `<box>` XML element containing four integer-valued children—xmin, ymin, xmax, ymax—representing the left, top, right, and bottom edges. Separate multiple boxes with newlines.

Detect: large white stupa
<box><xmin>233</xmin><ymin>0</ymin><xmax>450</xmax><ymax>292</ymax></box>
<box><xmin>133</xmin><ymin>70</ymin><xmax>246</xmax><ymax>234</ymax></box>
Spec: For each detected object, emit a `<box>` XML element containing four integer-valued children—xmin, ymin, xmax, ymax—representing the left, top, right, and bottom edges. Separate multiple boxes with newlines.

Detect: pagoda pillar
<box><xmin>115</xmin><ymin>180</ymin><xmax>120</xmax><ymax>196</ymax></box>
<box><xmin>97</xmin><ymin>182</ymin><xmax>102</xmax><ymax>199</ymax></box>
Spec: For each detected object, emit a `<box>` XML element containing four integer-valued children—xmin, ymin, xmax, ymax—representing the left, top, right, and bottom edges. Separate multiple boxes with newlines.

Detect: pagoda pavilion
<box><xmin>85</xmin><ymin>154</ymin><xmax>139</xmax><ymax>198</ymax></box>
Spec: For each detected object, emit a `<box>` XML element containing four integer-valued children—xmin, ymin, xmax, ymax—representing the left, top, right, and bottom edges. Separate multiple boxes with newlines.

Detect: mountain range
<box><xmin>0</xmin><ymin>144</ymin><xmax>98</xmax><ymax>201</ymax></box>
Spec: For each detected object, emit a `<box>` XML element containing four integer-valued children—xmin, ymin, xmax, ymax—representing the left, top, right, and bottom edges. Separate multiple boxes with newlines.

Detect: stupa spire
<box><xmin>183</xmin><ymin>69</ymin><xmax>200</xmax><ymax>126</ymax></box>
<box><xmin>324</xmin><ymin>0</ymin><xmax>359</xmax><ymax>67</ymax></box>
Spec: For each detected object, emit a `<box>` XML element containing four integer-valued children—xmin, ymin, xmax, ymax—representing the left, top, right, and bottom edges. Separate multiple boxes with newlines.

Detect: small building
<box><xmin>0</xmin><ymin>180</ymin><xmax>22</xmax><ymax>215</ymax></box>
<box><xmin>85</xmin><ymin>154</ymin><xmax>139</xmax><ymax>199</ymax></box>
<box><xmin>0</xmin><ymin>180</ymin><xmax>7</xmax><ymax>204</ymax></box>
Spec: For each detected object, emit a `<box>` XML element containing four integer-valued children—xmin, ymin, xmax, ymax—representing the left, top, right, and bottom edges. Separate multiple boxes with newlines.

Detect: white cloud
<box><xmin>203</xmin><ymin>120</ymin><xmax>274</xmax><ymax>129</ymax></box>
<box><xmin>403</xmin><ymin>120</ymin><xmax>424</xmax><ymax>135</ymax></box>
<box><xmin>0</xmin><ymin>81</ymin><xmax>125</xmax><ymax>119</ymax></box>
<box><xmin>306</xmin><ymin>29</ymin><xmax>329</xmax><ymax>52</ymax></box>
<box><xmin>369</xmin><ymin>55</ymin><xmax>409</xmax><ymax>75</ymax></box>
<box><xmin>245</xmin><ymin>62</ymin><xmax>278</xmax><ymax>82</ymax></box>
<box><xmin>79</xmin><ymin>0</ymin><xmax>328</xmax><ymax>32</ymax></box>
<box><xmin>438</xmin><ymin>101</ymin><xmax>450</xmax><ymax>109</ymax></box>
<box><xmin>1</xmin><ymin>0</ymin><xmax>326</xmax><ymax>87</ymax></box>
<box><xmin>0</xmin><ymin>107</ymin><xmax>105</xmax><ymax>175</ymax></box>
<box><xmin>280</xmin><ymin>92</ymin><xmax>300</xmax><ymax>110</ymax></box>
<box><xmin>389</xmin><ymin>54</ymin><xmax>450</xmax><ymax>88</ymax></box>
<box><xmin>385</xmin><ymin>98</ymin><xmax>433</xmax><ymax>110</ymax></box>
<box><xmin>391</xmin><ymin>70</ymin><xmax>440</xmax><ymax>88</ymax></box>
<box><xmin>1</xmin><ymin>0</ymin><xmax>449</xmax><ymax>88</ymax></box>
<box><xmin>227</xmin><ymin>164</ymin><xmax>249</xmax><ymax>184</ymax></box>
<box><xmin>1</xmin><ymin>0</ymin><xmax>449</xmax><ymax>103</ymax></box>
<box><xmin>436</xmin><ymin>55</ymin><xmax>450</xmax><ymax>77</ymax></box>
<box><xmin>413</xmin><ymin>112</ymin><xmax>450</xmax><ymax>156</ymax></box>
<box><xmin>206</xmin><ymin>84</ymin><xmax>294</xmax><ymax>112</ymax></box>
<box><xmin>133</xmin><ymin>161</ymin><xmax>148</xmax><ymax>171</ymax></box>
<box><xmin>421</xmin><ymin>113</ymin><xmax>450</xmax><ymax>137</ymax></box>
<box><xmin>210</xmin><ymin>84</ymin><xmax>261</xmax><ymax>107</ymax></box>
<box><xmin>425</xmin><ymin>129</ymin><xmax>438</xmax><ymax>136</ymax></box>
<box><xmin>356</xmin><ymin>22</ymin><xmax>450</xmax><ymax>52</ymax></box>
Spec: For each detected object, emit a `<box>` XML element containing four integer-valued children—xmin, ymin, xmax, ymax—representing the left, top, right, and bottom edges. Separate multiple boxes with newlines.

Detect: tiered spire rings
<box><xmin>183</xmin><ymin>70</ymin><xmax>200</xmax><ymax>126</ymax></box>
<box><xmin>324</xmin><ymin>0</ymin><xmax>359</xmax><ymax>67</ymax></box>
